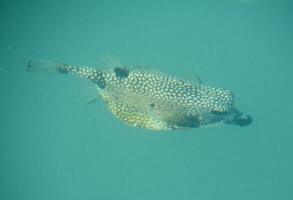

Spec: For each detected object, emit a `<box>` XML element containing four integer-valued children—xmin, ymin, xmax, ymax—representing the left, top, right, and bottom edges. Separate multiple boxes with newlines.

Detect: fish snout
<box><xmin>225</xmin><ymin>110</ymin><xmax>253</xmax><ymax>127</ymax></box>
<box><xmin>234</xmin><ymin>113</ymin><xmax>252</xmax><ymax>126</ymax></box>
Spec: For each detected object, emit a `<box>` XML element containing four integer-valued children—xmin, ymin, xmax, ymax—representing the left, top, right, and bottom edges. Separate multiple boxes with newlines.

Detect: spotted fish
<box><xmin>26</xmin><ymin>60</ymin><xmax>252</xmax><ymax>130</ymax></box>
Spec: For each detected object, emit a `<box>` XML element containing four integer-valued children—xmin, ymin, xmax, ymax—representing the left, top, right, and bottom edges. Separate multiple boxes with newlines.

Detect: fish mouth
<box><xmin>225</xmin><ymin>110</ymin><xmax>253</xmax><ymax>127</ymax></box>
<box><xmin>234</xmin><ymin>113</ymin><xmax>253</xmax><ymax>126</ymax></box>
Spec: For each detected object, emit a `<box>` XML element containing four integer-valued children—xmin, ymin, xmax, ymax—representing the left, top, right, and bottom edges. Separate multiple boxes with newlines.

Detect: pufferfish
<box><xmin>26</xmin><ymin>60</ymin><xmax>252</xmax><ymax>130</ymax></box>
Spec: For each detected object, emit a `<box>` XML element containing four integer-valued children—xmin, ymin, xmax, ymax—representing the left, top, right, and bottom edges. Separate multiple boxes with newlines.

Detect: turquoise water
<box><xmin>1</xmin><ymin>0</ymin><xmax>293</xmax><ymax>199</ymax></box>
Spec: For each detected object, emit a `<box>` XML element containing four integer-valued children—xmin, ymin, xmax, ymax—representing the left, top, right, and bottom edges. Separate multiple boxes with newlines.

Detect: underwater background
<box><xmin>1</xmin><ymin>0</ymin><xmax>292</xmax><ymax>199</ymax></box>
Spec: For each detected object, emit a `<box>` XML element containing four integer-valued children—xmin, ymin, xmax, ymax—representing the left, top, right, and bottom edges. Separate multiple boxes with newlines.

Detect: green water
<box><xmin>1</xmin><ymin>0</ymin><xmax>292</xmax><ymax>199</ymax></box>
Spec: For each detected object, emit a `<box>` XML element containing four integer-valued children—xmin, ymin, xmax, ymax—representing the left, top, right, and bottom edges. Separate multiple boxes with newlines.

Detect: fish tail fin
<box><xmin>26</xmin><ymin>60</ymin><xmax>106</xmax><ymax>88</ymax></box>
<box><xmin>26</xmin><ymin>60</ymin><xmax>70</xmax><ymax>74</ymax></box>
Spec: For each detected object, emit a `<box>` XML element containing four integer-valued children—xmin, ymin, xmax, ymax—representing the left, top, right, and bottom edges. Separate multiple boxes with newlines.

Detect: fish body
<box><xmin>27</xmin><ymin>60</ymin><xmax>252</xmax><ymax>130</ymax></box>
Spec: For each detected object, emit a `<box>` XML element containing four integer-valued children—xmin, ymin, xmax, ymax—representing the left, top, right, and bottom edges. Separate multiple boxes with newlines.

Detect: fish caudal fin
<box><xmin>26</xmin><ymin>60</ymin><xmax>107</xmax><ymax>88</ymax></box>
<box><xmin>26</xmin><ymin>60</ymin><xmax>70</xmax><ymax>74</ymax></box>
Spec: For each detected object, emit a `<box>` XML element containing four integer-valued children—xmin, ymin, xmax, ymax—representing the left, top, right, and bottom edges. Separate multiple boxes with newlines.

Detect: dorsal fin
<box><xmin>182</xmin><ymin>73</ymin><xmax>202</xmax><ymax>84</ymax></box>
<box><xmin>96</xmin><ymin>54</ymin><xmax>123</xmax><ymax>68</ymax></box>
<box><xmin>192</xmin><ymin>73</ymin><xmax>202</xmax><ymax>84</ymax></box>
